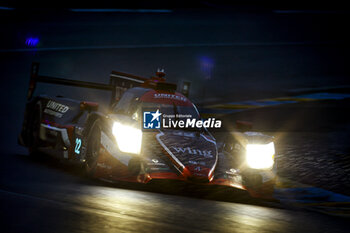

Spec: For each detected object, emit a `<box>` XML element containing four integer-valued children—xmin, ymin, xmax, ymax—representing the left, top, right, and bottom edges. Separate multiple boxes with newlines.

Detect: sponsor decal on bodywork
<box><xmin>153</xmin><ymin>93</ymin><xmax>187</xmax><ymax>102</ymax></box>
<box><xmin>44</xmin><ymin>100</ymin><xmax>70</xmax><ymax>118</ymax></box>
<box><xmin>156</xmin><ymin>130</ymin><xmax>218</xmax><ymax>179</ymax></box>
<box><xmin>172</xmin><ymin>147</ymin><xmax>213</xmax><ymax>158</ymax></box>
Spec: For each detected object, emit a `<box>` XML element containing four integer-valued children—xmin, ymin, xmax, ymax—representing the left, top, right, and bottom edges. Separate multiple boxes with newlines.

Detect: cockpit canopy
<box><xmin>113</xmin><ymin>87</ymin><xmax>200</xmax><ymax>122</ymax></box>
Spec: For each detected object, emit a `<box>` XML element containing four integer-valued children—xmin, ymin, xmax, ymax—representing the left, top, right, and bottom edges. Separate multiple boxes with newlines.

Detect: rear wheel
<box><xmin>85</xmin><ymin>120</ymin><xmax>102</xmax><ymax>177</ymax></box>
<box><xmin>28</xmin><ymin>105</ymin><xmax>42</xmax><ymax>157</ymax></box>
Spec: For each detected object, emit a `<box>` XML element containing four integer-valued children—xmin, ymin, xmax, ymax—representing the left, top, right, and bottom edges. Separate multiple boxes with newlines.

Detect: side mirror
<box><xmin>181</xmin><ymin>81</ymin><xmax>191</xmax><ymax>97</ymax></box>
<box><xmin>80</xmin><ymin>101</ymin><xmax>99</xmax><ymax>112</ymax></box>
<box><xmin>236</xmin><ymin>120</ymin><xmax>252</xmax><ymax>132</ymax></box>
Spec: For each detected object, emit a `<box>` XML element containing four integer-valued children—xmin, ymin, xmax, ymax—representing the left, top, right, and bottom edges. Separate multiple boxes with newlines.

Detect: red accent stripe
<box><xmin>148</xmin><ymin>172</ymin><xmax>184</xmax><ymax>181</ymax></box>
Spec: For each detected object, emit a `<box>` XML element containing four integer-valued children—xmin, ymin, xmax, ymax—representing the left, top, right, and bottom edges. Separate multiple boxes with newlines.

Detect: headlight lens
<box><xmin>246</xmin><ymin>142</ymin><xmax>275</xmax><ymax>169</ymax></box>
<box><xmin>112</xmin><ymin>122</ymin><xmax>142</xmax><ymax>154</ymax></box>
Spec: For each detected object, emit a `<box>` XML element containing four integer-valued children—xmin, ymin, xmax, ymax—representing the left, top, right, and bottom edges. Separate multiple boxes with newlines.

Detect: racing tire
<box><xmin>85</xmin><ymin>119</ymin><xmax>102</xmax><ymax>177</ymax></box>
<box><xmin>28</xmin><ymin>105</ymin><xmax>42</xmax><ymax>158</ymax></box>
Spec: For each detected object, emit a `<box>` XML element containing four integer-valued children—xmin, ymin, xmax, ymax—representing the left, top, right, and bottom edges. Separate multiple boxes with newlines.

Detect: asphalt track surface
<box><xmin>1</xmin><ymin>148</ymin><xmax>349</xmax><ymax>233</ymax></box>
<box><xmin>1</xmin><ymin>8</ymin><xmax>350</xmax><ymax>233</ymax></box>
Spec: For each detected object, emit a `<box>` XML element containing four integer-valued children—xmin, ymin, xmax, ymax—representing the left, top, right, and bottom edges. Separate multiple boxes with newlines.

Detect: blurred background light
<box><xmin>0</xmin><ymin>6</ymin><xmax>14</xmax><ymax>10</ymax></box>
<box><xmin>199</xmin><ymin>56</ymin><xmax>214</xmax><ymax>80</ymax></box>
<box><xmin>25</xmin><ymin>37</ymin><xmax>40</xmax><ymax>47</ymax></box>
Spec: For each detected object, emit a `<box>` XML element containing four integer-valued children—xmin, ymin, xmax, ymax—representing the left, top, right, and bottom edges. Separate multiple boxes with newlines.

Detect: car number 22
<box><xmin>75</xmin><ymin>138</ymin><xmax>82</xmax><ymax>154</ymax></box>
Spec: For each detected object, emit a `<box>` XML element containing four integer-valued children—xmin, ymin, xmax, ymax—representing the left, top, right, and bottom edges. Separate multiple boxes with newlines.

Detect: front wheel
<box><xmin>85</xmin><ymin>120</ymin><xmax>102</xmax><ymax>177</ymax></box>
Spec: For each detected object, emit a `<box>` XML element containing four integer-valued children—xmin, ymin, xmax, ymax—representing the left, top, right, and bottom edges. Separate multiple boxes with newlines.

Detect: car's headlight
<box><xmin>246</xmin><ymin>142</ymin><xmax>275</xmax><ymax>169</ymax></box>
<box><xmin>112</xmin><ymin>121</ymin><xmax>142</xmax><ymax>154</ymax></box>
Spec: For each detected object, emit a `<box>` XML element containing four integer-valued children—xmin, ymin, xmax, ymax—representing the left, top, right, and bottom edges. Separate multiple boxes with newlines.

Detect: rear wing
<box><xmin>109</xmin><ymin>70</ymin><xmax>148</xmax><ymax>103</ymax></box>
<box><xmin>27</xmin><ymin>62</ymin><xmax>147</xmax><ymax>109</ymax></box>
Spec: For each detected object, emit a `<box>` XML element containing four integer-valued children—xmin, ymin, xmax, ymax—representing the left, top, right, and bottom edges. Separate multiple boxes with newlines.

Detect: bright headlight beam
<box><xmin>112</xmin><ymin>122</ymin><xmax>142</xmax><ymax>154</ymax></box>
<box><xmin>246</xmin><ymin>142</ymin><xmax>275</xmax><ymax>169</ymax></box>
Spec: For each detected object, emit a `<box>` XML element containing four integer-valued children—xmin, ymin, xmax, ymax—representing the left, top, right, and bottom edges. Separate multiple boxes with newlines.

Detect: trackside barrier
<box><xmin>274</xmin><ymin>177</ymin><xmax>350</xmax><ymax>217</ymax></box>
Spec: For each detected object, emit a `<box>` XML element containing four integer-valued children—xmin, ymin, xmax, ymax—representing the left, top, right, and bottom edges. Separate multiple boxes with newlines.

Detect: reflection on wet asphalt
<box><xmin>1</xmin><ymin>152</ymin><xmax>349</xmax><ymax>233</ymax></box>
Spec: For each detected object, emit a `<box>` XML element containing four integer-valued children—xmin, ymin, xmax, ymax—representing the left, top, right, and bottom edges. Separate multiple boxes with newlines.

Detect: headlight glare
<box><xmin>246</xmin><ymin>142</ymin><xmax>275</xmax><ymax>169</ymax></box>
<box><xmin>112</xmin><ymin>121</ymin><xmax>142</xmax><ymax>154</ymax></box>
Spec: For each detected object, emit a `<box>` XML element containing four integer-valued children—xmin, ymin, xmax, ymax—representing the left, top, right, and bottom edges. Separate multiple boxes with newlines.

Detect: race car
<box><xmin>19</xmin><ymin>62</ymin><xmax>277</xmax><ymax>199</ymax></box>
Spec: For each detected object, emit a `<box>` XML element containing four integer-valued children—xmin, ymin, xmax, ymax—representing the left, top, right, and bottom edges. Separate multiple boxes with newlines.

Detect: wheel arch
<box><xmin>83</xmin><ymin>111</ymin><xmax>108</xmax><ymax>138</ymax></box>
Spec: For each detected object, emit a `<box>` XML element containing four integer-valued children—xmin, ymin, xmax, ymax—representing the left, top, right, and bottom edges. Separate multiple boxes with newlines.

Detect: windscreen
<box><xmin>142</xmin><ymin>102</ymin><xmax>200</xmax><ymax>120</ymax></box>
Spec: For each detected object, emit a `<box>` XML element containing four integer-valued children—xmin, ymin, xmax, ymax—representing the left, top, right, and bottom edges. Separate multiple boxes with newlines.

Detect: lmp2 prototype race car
<box><xmin>19</xmin><ymin>62</ymin><xmax>277</xmax><ymax>199</ymax></box>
